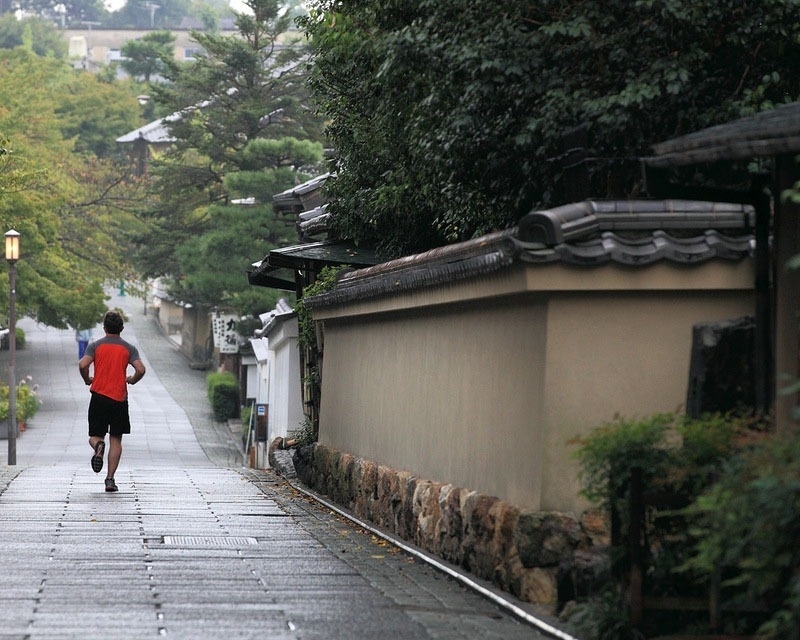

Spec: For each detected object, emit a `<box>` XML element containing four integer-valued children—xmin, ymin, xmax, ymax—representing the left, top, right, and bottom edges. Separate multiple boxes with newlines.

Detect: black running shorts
<box><xmin>88</xmin><ymin>392</ymin><xmax>131</xmax><ymax>437</ymax></box>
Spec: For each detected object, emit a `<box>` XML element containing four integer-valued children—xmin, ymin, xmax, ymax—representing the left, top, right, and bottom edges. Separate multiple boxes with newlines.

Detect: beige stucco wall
<box><xmin>540</xmin><ymin>289</ymin><xmax>754</xmax><ymax>511</ymax></box>
<box><xmin>319</xmin><ymin>294</ymin><xmax>548</xmax><ymax>508</ymax></box>
<box><xmin>315</xmin><ymin>259</ymin><xmax>755</xmax><ymax>514</ymax></box>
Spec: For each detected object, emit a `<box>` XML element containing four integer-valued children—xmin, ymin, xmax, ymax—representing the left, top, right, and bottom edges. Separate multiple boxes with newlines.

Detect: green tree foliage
<box><xmin>56</xmin><ymin>74</ymin><xmax>142</xmax><ymax>157</ymax></box>
<box><xmin>0</xmin><ymin>137</ymin><xmax>39</xmax><ymax>195</ymax></box>
<box><xmin>0</xmin><ymin>49</ymin><xmax>141</xmax><ymax>329</ymax></box>
<box><xmin>120</xmin><ymin>30</ymin><xmax>176</xmax><ymax>82</ymax></box>
<box><xmin>108</xmin><ymin>0</ymin><xmax>192</xmax><ymax>29</ymax></box>
<box><xmin>571</xmin><ymin>413</ymin><xmax>800</xmax><ymax>637</ymax></box>
<box><xmin>0</xmin><ymin>14</ymin><xmax>68</xmax><ymax>57</ymax></box>
<box><xmin>134</xmin><ymin>0</ymin><xmax>325</xmax><ymax>316</ymax></box>
<box><xmin>299</xmin><ymin>0</ymin><xmax>800</xmax><ymax>256</ymax></box>
<box><xmin>15</xmin><ymin>0</ymin><xmax>108</xmax><ymax>26</ymax></box>
<box><xmin>682</xmin><ymin>434</ymin><xmax>800</xmax><ymax>639</ymax></box>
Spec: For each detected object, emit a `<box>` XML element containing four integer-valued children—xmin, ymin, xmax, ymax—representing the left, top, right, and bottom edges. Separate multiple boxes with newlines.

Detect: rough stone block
<box><xmin>295</xmin><ymin>442</ymin><xmax>605</xmax><ymax>610</ymax></box>
<box><xmin>519</xmin><ymin>567</ymin><xmax>558</xmax><ymax>605</ymax></box>
<box><xmin>435</xmin><ymin>484</ymin><xmax>464</xmax><ymax>563</ymax></box>
<box><xmin>516</xmin><ymin>511</ymin><xmax>582</xmax><ymax>568</ymax></box>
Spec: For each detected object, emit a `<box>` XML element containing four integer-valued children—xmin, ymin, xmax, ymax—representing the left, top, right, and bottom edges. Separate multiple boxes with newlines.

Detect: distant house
<box><xmin>242</xmin><ymin>299</ymin><xmax>305</xmax><ymax>466</ymax></box>
<box><xmin>248</xmin><ymin>173</ymin><xmax>385</xmax><ymax>295</ymax></box>
<box><xmin>62</xmin><ymin>28</ymin><xmax>236</xmax><ymax>70</ymax></box>
<box><xmin>248</xmin><ymin>173</ymin><xmax>386</xmax><ymax>431</ymax></box>
<box><xmin>115</xmin><ymin>114</ymin><xmax>177</xmax><ymax>176</ymax></box>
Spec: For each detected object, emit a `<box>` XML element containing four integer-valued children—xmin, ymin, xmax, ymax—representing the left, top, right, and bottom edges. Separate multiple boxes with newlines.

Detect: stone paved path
<box><xmin>0</xmin><ymin>291</ymin><xmax>557</xmax><ymax>639</ymax></box>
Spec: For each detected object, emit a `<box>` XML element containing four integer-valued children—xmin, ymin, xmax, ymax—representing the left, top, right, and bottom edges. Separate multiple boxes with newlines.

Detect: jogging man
<box><xmin>78</xmin><ymin>310</ymin><xmax>146</xmax><ymax>492</ymax></box>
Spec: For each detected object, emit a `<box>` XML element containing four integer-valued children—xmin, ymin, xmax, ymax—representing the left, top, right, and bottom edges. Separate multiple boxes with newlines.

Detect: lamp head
<box><xmin>4</xmin><ymin>229</ymin><xmax>19</xmax><ymax>263</ymax></box>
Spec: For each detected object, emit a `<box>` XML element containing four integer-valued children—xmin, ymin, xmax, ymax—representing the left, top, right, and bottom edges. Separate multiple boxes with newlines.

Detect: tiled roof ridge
<box><xmin>516</xmin><ymin>229</ymin><xmax>754</xmax><ymax>266</ymax></box>
<box><xmin>519</xmin><ymin>199</ymin><xmax>754</xmax><ymax>245</ymax></box>
<box><xmin>305</xmin><ymin>250</ymin><xmax>515</xmax><ymax>309</ymax></box>
<box><xmin>335</xmin><ymin>228</ymin><xmax>517</xmax><ymax>287</ymax></box>
<box><xmin>305</xmin><ymin>199</ymin><xmax>756</xmax><ymax>309</ymax></box>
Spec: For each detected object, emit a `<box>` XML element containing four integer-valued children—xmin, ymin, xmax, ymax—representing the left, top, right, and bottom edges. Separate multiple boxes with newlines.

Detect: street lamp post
<box><xmin>5</xmin><ymin>229</ymin><xmax>19</xmax><ymax>465</ymax></box>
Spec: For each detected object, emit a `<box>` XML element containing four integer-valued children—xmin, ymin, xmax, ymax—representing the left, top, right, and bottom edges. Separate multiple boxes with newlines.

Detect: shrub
<box><xmin>289</xmin><ymin>418</ymin><xmax>318</xmax><ymax>447</ymax></box>
<box><xmin>682</xmin><ymin>433</ymin><xmax>800</xmax><ymax>639</ymax></box>
<box><xmin>206</xmin><ymin>371</ymin><xmax>239</xmax><ymax>422</ymax></box>
<box><xmin>572</xmin><ymin>412</ymin><xmax>678</xmax><ymax>509</ymax></box>
<box><xmin>562</xmin><ymin>585</ymin><xmax>645</xmax><ymax>640</ymax></box>
<box><xmin>573</xmin><ymin>412</ymin><xmax>757</xmax><ymax>514</ymax></box>
<box><xmin>1</xmin><ymin>327</ymin><xmax>25</xmax><ymax>350</ymax></box>
<box><xmin>240</xmin><ymin>403</ymin><xmax>252</xmax><ymax>428</ymax></box>
<box><xmin>570</xmin><ymin>412</ymin><xmax>769</xmax><ymax>636</ymax></box>
<box><xmin>0</xmin><ymin>377</ymin><xmax>40</xmax><ymax>422</ymax></box>
<box><xmin>16</xmin><ymin>382</ymin><xmax>39</xmax><ymax>421</ymax></box>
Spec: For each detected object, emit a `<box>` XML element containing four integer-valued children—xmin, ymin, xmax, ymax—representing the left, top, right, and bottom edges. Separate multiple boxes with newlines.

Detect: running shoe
<box><xmin>91</xmin><ymin>440</ymin><xmax>105</xmax><ymax>473</ymax></box>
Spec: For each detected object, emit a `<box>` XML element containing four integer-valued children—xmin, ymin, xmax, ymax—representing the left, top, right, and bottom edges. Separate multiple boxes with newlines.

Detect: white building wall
<box><xmin>266</xmin><ymin>317</ymin><xmax>303</xmax><ymax>440</ymax></box>
<box><xmin>242</xmin><ymin>354</ymin><xmax>259</xmax><ymax>402</ymax></box>
<box><xmin>249</xmin><ymin>338</ymin><xmax>270</xmax><ymax>405</ymax></box>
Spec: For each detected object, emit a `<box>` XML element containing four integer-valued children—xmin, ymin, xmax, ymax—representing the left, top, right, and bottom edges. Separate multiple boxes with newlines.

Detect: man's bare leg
<box><xmin>106</xmin><ymin>434</ymin><xmax>122</xmax><ymax>479</ymax></box>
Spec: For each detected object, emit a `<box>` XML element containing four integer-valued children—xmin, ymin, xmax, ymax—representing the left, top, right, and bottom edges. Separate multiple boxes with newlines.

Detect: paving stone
<box><xmin>0</xmin><ymin>291</ymin><xmax>557</xmax><ymax>640</ymax></box>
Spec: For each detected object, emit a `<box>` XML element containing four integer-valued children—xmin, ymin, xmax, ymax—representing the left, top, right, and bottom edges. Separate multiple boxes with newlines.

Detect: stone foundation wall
<box><xmin>292</xmin><ymin>443</ymin><xmax>609</xmax><ymax>611</ymax></box>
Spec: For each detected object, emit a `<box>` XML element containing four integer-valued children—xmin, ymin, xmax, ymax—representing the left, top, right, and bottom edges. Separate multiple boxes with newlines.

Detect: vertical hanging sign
<box><xmin>212</xmin><ymin>313</ymin><xmax>239</xmax><ymax>354</ymax></box>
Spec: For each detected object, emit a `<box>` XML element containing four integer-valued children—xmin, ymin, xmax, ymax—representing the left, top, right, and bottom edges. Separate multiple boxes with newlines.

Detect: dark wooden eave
<box><xmin>247</xmin><ymin>240</ymin><xmax>386</xmax><ymax>296</ymax></box>
<box><xmin>643</xmin><ymin>102</ymin><xmax>800</xmax><ymax>167</ymax></box>
<box><xmin>642</xmin><ymin>101</ymin><xmax>800</xmax><ymax>426</ymax></box>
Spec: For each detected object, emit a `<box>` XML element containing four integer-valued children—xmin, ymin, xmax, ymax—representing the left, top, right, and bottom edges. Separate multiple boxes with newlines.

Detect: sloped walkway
<box><xmin>0</xmin><ymin>292</ymin><xmax>551</xmax><ymax>639</ymax></box>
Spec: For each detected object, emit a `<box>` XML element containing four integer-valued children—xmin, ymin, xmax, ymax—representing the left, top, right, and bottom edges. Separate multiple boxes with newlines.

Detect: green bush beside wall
<box><xmin>206</xmin><ymin>371</ymin><xmax>239</xmax><ymax>422</ymax></box>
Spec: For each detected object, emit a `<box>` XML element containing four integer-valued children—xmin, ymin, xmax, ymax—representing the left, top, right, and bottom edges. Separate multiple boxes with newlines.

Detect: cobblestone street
<box><xmin>0</xmin><ymin>292</ymin><xmax>563</xmax><ymax>639</ymax></box>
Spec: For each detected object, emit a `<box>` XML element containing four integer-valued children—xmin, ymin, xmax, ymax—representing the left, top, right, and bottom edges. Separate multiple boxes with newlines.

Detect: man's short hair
<box><xmin>103</xmin><ymin>311</ymin><xmax>124</xmax><ymax>335</ymax></box>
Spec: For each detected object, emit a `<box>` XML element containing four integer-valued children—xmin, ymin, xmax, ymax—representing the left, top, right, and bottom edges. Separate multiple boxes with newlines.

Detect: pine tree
<box><xmin>137</xmin><ymin>0</ymin><xmax>325</xmax><ymax>315</ymax></box>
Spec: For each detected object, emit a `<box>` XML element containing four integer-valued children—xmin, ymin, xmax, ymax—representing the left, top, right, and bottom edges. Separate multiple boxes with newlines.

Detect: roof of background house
<box><xmin>177</xmin><ymin>17</ymin><xmax>237</xmax><ymax>30</ymax></box>
<box><xmin>643</xmin><ymin>101</ymin><xmax>800</xmax><ymax>167</ymax></box>
<box><xmin>272</xmin><ymin>173</ymin><xmax>333</xmax><ymax>218</ymax></box>
<box><xmin>117</xmin><ymin>65</ymin><xmax>300</xmax><ymax>147</ymax></box>
<box><xmin>247</xmin><ymin>173</ymin><xmax>345</xmax><ymax>290</ymax></box>
<box><xmin>304</xmin><ymin>199</ymin><xmax>756</xmax><ymax>309</ymax></box>
<box><xmin>116</xmin><ymin>114</ymin><xmax>178</xmax><ymax>145</ymax></box>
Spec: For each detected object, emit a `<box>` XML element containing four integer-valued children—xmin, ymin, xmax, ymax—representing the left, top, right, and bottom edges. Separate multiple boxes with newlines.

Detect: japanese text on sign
<box><xmin>212</xmin><ymin>314</ymin><xmax>239</xmax><ymax>354</ymax></box>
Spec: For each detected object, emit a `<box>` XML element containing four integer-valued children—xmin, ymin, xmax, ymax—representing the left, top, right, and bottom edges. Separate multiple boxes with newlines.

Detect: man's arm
<box><xmin>126</xmin><ymin>359</ymin><xmax>146</xmax><ymax>385</ymax></box>
<box><xmin>78</xmin><ymin>355</ymin><xmax>93</xmax><ymax>386</ymax></box>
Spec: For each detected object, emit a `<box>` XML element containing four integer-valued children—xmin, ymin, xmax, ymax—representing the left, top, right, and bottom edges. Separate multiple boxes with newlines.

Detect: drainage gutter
<box><xmin>285</xmin><ymin>478</ymin><xmax>582</xmax><ymax>640</ymax></box>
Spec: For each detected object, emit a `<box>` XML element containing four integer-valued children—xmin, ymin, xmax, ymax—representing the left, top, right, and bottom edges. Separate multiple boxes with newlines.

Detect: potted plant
<box><xmin>0</xmin><ymin>376</ymin><xmax>40</xmax><ymax>432</ymax></box>
<box><xmin>16</xmin><ymin>377</ymin><xmax>40</xmax><ymax>428</ymax></box>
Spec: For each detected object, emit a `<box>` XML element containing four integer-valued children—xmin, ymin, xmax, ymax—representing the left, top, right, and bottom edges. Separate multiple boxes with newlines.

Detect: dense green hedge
<box><xmin>206</xmin><ymin>371</ymin><xmax>239</xmax><ymax>422</ymax></box>
<box><xmin>1</xmin><ymin>328</ymin><xmax>25</xmax><ymax>350</ymax></box>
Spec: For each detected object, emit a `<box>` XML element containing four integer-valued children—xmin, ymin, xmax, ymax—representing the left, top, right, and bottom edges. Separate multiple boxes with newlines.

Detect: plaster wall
<box><xmin>319</xmin><ymin>297</ymin><xmax>548</xmax><ymax>509</ymax></box>
<box><xmin>540</xmin><ymin>290</ymin><xmax>754</xmax><ymax>511</ymax></box>
<box><xmin>266</xmin><ymin>318</ymin><xmax>304</xmax><ymax>439</ymax></box>
<box><xmin>316</xmin><ymin>260</ymin><xmax>755</xmax><ymax>513</ymax></box>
